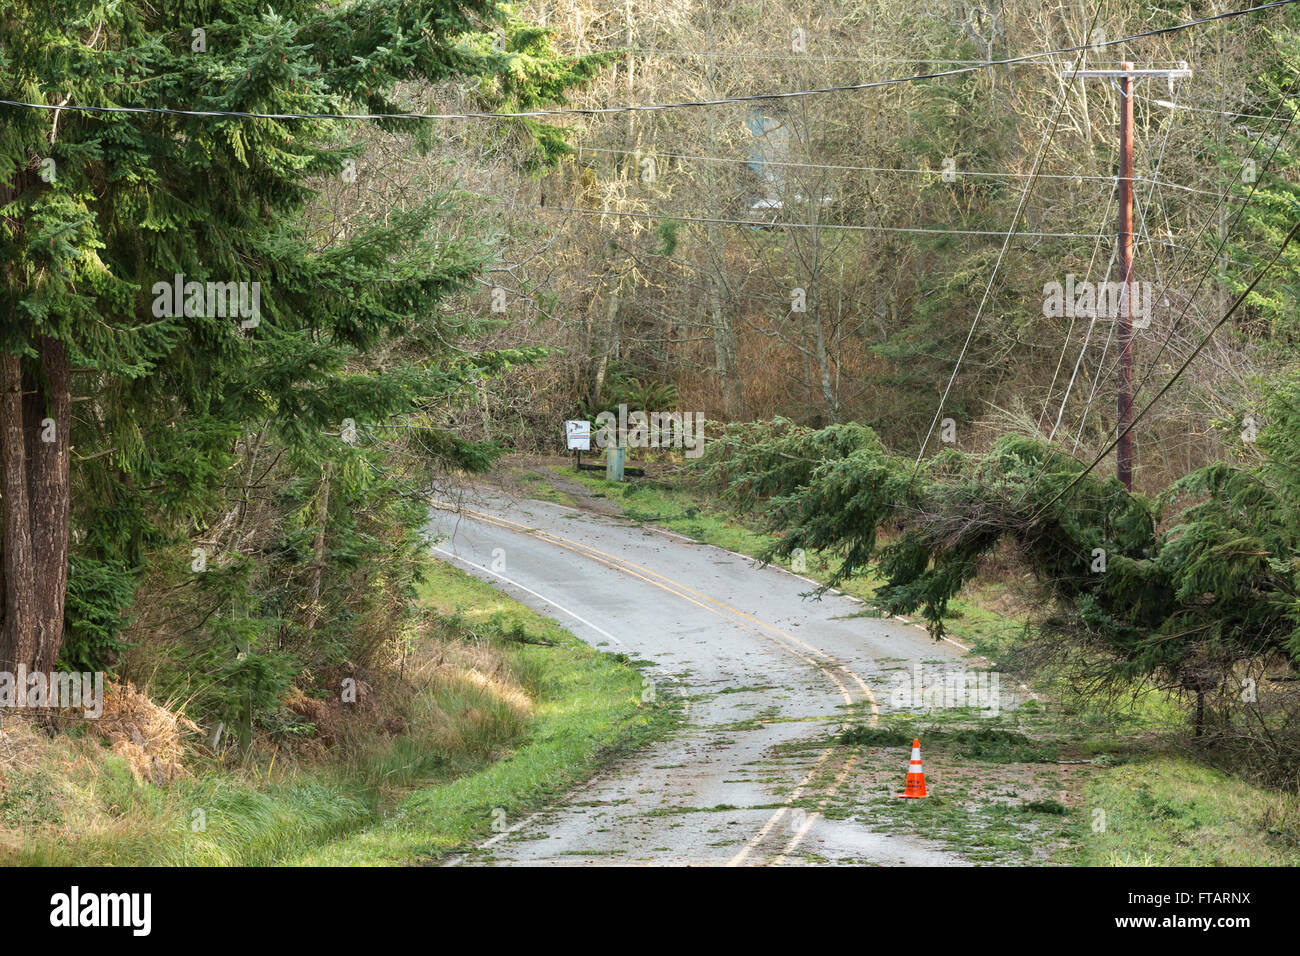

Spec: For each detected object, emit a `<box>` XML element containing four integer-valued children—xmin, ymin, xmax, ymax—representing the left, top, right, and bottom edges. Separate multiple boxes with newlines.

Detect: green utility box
<box><xmin>606</xmin><ymin>446</ymin><xmax>626</xmax><ymax>482</ymax></box>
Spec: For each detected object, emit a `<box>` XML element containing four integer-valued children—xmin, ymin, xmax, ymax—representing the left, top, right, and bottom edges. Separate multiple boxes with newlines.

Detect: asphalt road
<box><xmin>430</xmin><ymin>491</ymin><xmax>972</xmax><ymax>866</ymax></box>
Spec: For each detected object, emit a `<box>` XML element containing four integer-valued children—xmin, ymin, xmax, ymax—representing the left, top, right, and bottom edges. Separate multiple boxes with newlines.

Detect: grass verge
<box><xmin>292</xmin><ymin>561</ymin><xmax>675</xmax><ymax>864</ymax></box>
<box><xmin>1069</xmin><ymin>754</ymin><xmax>1300</xmax><ymax>866</ymax></box>
<box><xmin>0</xmin><ymin>559</ymin><xmax>673</xmax><ymax>866</ymax></box>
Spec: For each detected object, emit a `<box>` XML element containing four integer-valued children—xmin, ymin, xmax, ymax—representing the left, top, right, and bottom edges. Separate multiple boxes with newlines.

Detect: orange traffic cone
<box><xmin>898</xmin><ymin>738</ymin><xmax>928</xmax><ymax>798</ymax></box>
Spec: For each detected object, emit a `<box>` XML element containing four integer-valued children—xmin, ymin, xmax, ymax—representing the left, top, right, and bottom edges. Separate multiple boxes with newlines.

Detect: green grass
<box><xmin>1068</xmin><ymin>755</ymin><xmax>1300</xmax><ymax>866</ymax></box>
<box><xmin>556</xmin><ymin>465</ymin><xmax>778</xmax><ymax>558</ymax></box>
<box><xmin>290</xmin><ymin>560</ymin><xmax>676</xmax><ymax>864</ymax></box>
<box><xmin>3</xmin><ymin>750</ymin><xmax>379</xmax><ymax>866</ymax></box>
<box><xmin>294</xmin><ymin>647</ymin><xmax>669</xmax><ymax>863</ymax></box>
<box><xmin>839</xmin><ymin>724</ymin><xmax>1063</xmax><ymax>763</ymax></box>
<box><xmin>2</xmin><ymin>560</ymin><xmax>672</xmax><ymax>866</ymax></box>
<box><xmin>503</xmin><ymin>465</ymin><xmax>579</xmax><ymax>507</ymax></box>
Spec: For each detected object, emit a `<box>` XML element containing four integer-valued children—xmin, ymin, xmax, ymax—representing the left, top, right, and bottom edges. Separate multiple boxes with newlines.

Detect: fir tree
<box><xmin>700</xmin><ymin>412</ymin><xmax>1300</xmax><ymax>733</ymax></box>
<box><xmin>0</xmin><ymin>0</ymin><xmax>606</xmax><ymax>694</ymax></box>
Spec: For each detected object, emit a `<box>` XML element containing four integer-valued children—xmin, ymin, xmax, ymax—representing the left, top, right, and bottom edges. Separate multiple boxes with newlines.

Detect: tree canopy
<box><xmin>0</xmin><ymin>0</ymin><xmax>605</xmax><ymax>733</ymax></box>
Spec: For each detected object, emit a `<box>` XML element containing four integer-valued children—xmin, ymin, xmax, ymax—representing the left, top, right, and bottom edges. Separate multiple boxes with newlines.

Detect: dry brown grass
<box><xmin>0</xmin><ymin>713</ymin><xmax>109</xmax><ymax>854</ymax></box>
<box><xmin>267</xmin><ymin>612</ymin><xmax>537</xmax><ymax>782</ymax></box>
<box><xmin>79</xmin><ymin>681</ymin><xmax>200</xmax><ymax>786</ymax></box>
<box><xmin>0</xmin><ymin>560</ymin><xmax>553</xmax><ymax>864</ymax></box>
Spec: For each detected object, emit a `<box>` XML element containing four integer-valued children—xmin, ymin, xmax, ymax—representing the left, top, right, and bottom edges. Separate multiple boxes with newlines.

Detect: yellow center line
<box><xmin>726</xmin><ymin>750</ymin><xmax>833</xmax><ymax>867</ymax></box>
<box><xmin>437</xmin><ymin>502</ymin><xmax>879</xmax><ymax>712</ymax></box>
<box><xmin>436</xmin><ymin>502</ymin><xmax>862</xmax><ymax>705</ymax></box>
<box><xmin>432</xmin><ymin>500</ymin><xmax>879</xmax><ymax>865</ymax></box>
<box><xmin>771</xmin><ymin>754</ymin><xmax>860</xmax><ymax>866</ymax></box>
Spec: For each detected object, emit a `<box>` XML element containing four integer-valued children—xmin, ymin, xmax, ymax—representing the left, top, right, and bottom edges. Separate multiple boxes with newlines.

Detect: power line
<box><xmin>1029</xmin><ymin>215</ymin><xmax>1300</xmax><ymax>522</ymax></box>
<box><xmin>610</xmin><ymin>47</ymin><xmax>1198</xmax><ymax>66</ymax></box>
<box><xmin>1040</xmin><ymin>189</ymin><xmax>1118</xmax><ymax>437</ymax></box>
<box><xmin>1135</xmin><ymin>93</ymin><xmax>1294</xmax><ymax>123</ymax></box>
<box><xmin>499</xmin><ymin>200</ymin><xmax>1258</xmax><ymax>256</ymax></box>
<box><xmin>1131</xmin><ymin>82</ymin><xmax>1300</xmax><ymax>401</ymax></box>
<box><xmin>1014</xmin><ymin>76</ymin><xmax>1297</xmax><ymax>505</ymax></box>
<box><xmin>616</xmin><ymin>48</ymin><xmax>1195</xmax><ymax>65</ymax></box>
<box><xmin>1063</xmin><ymin>81</ymin><xmax>1182</xmax><ymax>451</ymax></box>
<box><xmin>914</xmin><ymin>6</ymin><xmax>1095</xmax><ymax>468</ymax></box>
<box><xmin>574</xmin><ymin>144</ymin><xmax>1232</xmax><ymax>195</ymax></box>
<box><xmin>1010</xmin><ymin>81</ymin><xmax>1299</xmax><ymax>506</ymax></box>
<box><xmin>505</xmin><ymin>202</ymin><xmax>1109</xmax><ymax>238</ymax></box>
<box><xmin>1067</xmin><ymin>252</ymin><xmax>1120</xmax><ymax>450</ymax></box>
<box><xmin>0</xmin><ymin>2</ymin><xmax>1293</xmax><ymax>123</ymax></box>
<box><xmin>1139</xmin><ymin>238</ymin><xmax>1252</xmax><ymax>269</ymax></box>
<box><xmin>580</xmin><ymin>145</ymin><xmax>1116</xmax><ymax>180</ymax></box>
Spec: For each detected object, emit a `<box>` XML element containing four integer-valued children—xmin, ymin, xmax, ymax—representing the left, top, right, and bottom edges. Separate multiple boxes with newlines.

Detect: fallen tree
<box><xmin>697</xmin><ymin>391</ymin><xmax>1300</xmax><ymax>750</ymax></box>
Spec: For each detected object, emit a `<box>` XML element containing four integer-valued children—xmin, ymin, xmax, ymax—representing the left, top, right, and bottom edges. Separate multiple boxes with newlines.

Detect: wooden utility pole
<box><xmin>1067</xmin><ymin>63</ymin><xmax>1190</xmax><ymax>490</ymax></box>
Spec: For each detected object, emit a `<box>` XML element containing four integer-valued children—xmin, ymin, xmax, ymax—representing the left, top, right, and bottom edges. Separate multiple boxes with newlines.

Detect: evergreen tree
<box><xmin>699</xmin><ymin>413</ymin><xmax>1300</xmax><ymax>729</ymax></box>
<box><xmin>0</xmin><ymin>0</ymin><xmax>606</xmax><ymax>694</ymax></box>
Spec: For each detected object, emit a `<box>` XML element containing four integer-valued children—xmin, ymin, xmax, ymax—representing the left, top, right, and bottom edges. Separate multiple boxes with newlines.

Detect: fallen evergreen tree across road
<box><xmin>697</xmin><ymin>389</ymin><xmax>1300</xmax><ymax>777</ymax></box>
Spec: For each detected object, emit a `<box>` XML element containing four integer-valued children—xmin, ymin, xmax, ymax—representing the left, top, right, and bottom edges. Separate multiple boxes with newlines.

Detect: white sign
<box><xmin>565</xmin><ymin>420</ymin><xmax>592</xmax><ymax>451</ymax></box>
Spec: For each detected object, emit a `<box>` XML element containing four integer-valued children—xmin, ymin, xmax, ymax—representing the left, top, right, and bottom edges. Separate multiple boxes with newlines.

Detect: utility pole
<box><xmin>1066</xmin><ymin>62</ymin><xmax>1190</xmax><ymax>490</ymax></box>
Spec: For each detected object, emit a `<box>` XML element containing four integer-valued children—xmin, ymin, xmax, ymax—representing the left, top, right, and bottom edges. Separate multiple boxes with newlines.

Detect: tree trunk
<box><xmin>1</xmin><ymin>338</ymin><xmax>71</xmax><ymax>673</ymax></box>
<box><xmin>698</xmin><ymin>17</ymin><xmax>744</xmax><ymax>423</ymax></box>
<box><xmin>592</xmin><ymin>281</ymin><xmax>619</xmax><ymax>408</ymax></box>
<box><xmin>28</xmin><ymin>337</ymin><xmax>71</xmax><ymax>673</ymax></box>
<box><xmin>810</xmin><ymin>309</ymin><xmax>839</xmax><ymax>422</ymax></box>
<box><xmin>303</xmin><ymin>463</ymin><xmax>331</xmax><ymax>633</ymax></box>
<box><xmin>0</xmin><ymin>351</ymin><xmax>37</xmax><ymax>672</ymax></box>
<box><xmin>706</xmin><ymin>225</ymin><xmax>744</xmax><ymax>420</ymax></box>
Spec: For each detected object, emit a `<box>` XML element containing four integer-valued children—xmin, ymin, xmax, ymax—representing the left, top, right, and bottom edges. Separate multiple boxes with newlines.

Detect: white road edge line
<box><xmin>432</xmin><ymin>546</ymin><xmax>629</xmax><ymax>649</ymax></box>
<box><xmin>442</xmin><ymin>804</ymin><xmax>548</xmax><ymax>867</ymax></box>
<box><xmin>432</xmin><ymin>543</ymin><xmax>630</xmax><ymax>867</ymax></box>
